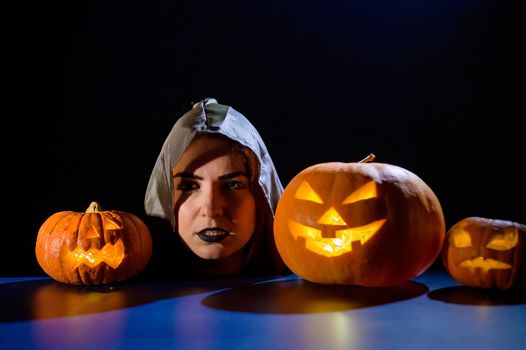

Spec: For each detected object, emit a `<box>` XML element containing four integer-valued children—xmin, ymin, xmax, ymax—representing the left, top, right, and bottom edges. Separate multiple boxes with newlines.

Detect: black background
<box><xmin>7</xmin><ymin>0</ymin><xmax>523</xmax><ymax>276</ymax></box>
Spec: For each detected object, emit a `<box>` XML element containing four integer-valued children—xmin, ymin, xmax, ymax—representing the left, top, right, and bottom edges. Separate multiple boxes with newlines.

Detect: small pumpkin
<box><xmin>442</xmin><ymin>217</ymin><xmax>526</xmax><ymax>289</ymax></box>
<box><xmin>273</xmin><ymin>154</ymin><xmax>445</xmax><ymax>286</ymax></box>
<box><xmin>35</xmin><ymin>202</ymin><xmax>152</xmax><ymax>285</ymax></box>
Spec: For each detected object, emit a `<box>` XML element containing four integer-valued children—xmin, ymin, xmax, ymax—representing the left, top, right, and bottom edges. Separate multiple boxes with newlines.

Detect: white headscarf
<box><xmin>144</xmin><ymin>98</ymin><xmax>284</xmax><ymax>230</ymax></box>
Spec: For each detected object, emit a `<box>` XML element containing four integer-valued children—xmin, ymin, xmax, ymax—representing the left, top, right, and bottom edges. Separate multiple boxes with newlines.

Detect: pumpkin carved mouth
<box><xmin>459</xmin><ymin>257</ymin><xmax>511</xmax><ymax>272</ymax></box>
<box><xmin>61</xmin><ymin>239</ymin><xmax>125</xmax><ymax>269</ymax></box>
<box><xmin>287</xmin><ymin>218</ymin><xmax>386</xmax><ymax>257</ymax></box>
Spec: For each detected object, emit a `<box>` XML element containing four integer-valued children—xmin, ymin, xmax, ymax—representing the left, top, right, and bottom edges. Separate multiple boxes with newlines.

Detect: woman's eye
<box><xmin>177</xmin><ymin>181</ymin><xmax>199</xmax><ymax>191</ymax></box>
<box><xmin>224</xmin><ymin>181</ymin><xmax>246</xmax><ymax>190</ymax></box>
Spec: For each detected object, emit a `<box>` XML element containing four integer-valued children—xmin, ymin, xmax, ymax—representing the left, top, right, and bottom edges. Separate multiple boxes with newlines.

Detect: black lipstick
<box><xmin>196</xmin><ymin>228</ymin><xmax>230</xmax><ymax>243</ymax></box>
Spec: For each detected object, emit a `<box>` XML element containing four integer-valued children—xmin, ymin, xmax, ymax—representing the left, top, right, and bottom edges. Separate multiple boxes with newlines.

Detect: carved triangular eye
<box><xmin>486</xmin><ymin>229</ymin><xmax>518</xmax><ymax>251</ymax></box>
<box><xmin>342</xmin><ymin>181</ymin><xmax>377</xmax><ymax>204</ymax></box>
<box><xmin>84</xmin><ymin>227</ymin><xmax>101</xmax><ymax>239</ymax></box>
<box><xmin>103</xmin><ymin>216</ymin><xmax>122</xmax><ymax>230</ymax></box>
<box><xmin>450</xmin><ymin>230</ymin><xmax>472</xmax><ymax>248</ymax></box>
<box><xmin>294</xmin><ymin>181</ymin><xmax>324</xmax><ymax>204</ymax></box>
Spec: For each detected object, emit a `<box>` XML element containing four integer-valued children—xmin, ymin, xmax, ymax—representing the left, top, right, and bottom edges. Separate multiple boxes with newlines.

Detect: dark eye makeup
<box><xmin>223</xmin><ymin>180</ymin><xmax>247</xmax><ymax>190</ymax></box>
<box><xmin>177</xmin><ymin>180</ymin><xmax>199</xmax><ymax>191</ymax></box>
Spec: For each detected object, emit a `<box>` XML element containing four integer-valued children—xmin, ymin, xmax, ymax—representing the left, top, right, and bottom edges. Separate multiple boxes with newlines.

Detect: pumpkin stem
<box><xmin>359</xmin><ymin>153</ymin><xmax>376</xmax><ymax>163</ymax></box>
<box><xmin>86</xmin><ymin>201</ymin><xmax>102</xmax><ymax>213</ymax></box>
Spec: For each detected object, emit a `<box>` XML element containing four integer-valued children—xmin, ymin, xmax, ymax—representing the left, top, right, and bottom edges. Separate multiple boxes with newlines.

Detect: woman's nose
<box><xmin>199</xmin><ymin>184</ymin><xmax>225</xmax><ymax>217</ymax></box>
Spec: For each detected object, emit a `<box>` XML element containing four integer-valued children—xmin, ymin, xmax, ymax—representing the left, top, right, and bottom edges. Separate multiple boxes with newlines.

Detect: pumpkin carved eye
<box><xmin>294</xmin><ymin>181</ymin><xmax>324</xmax><ymax>203</ymax></box>
<box><xmin>450</xmin><ymin>230</ymin><xmax>472</xmax><ymax>248</ymax></box>
<box><xmin>486</xmin><ymin>230</ymin><xmax>518</xmax><ymax>251</ymax></box>
<box><xmin>342</xmin><ymin>180</ymin><xmax>377</xmax><ymax>204</ymax></box>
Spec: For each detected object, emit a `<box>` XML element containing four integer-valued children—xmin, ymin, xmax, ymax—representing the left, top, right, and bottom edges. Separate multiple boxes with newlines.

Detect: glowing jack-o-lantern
<box><xmin>274</xmin><ymin>155</ymin><xmax>445</xmax><ymax>286</ymax></box>
<box><xmin>35</xmin><ymin>202</ymin><xmax>152</xmax><ymax>285</ymax></box>
<box><xmin>442</xmin><ymin>217</ymin><xmax>526</xmax><ymax>289</ymax></box>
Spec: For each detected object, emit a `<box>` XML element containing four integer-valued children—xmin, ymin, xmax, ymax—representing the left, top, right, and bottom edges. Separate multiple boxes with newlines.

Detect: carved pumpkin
<box><xmin>35</xmin><ymin>202</ymin><xmax>152</xmax><ymax>285</ymax></box>
<box><xmin>274</xmin><ymin>155</ymin><xmax>445</xmax><ymax>286</ymax></box>
<box><xmin>442</xmin><ymin>217</ymin><xmax>526</xmax><ymax>289</ymax></box>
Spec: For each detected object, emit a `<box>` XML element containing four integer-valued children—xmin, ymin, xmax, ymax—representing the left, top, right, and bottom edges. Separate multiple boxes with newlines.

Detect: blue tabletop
<box><xmin>1</xmin><ymin>270</ymin><xmax>525</xmax><ymax>350</ymax></box>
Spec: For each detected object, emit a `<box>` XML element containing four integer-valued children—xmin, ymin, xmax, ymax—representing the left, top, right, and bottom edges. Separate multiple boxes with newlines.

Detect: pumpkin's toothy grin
<box><xmin>459</xmin><ymin>257</ymin><xmax>511</xmax><ymax>272</ymax></box>
<box><xmin>197</xmin><ymin>228</ymin><xmax>230</xmax><ymax>243</ymax></box>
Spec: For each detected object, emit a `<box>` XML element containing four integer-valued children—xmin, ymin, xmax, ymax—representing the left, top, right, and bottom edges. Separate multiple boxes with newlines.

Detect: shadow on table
<box><xmin>0</xmin><ymin>276</ymin><xmax>266</xmax><ymax>322</ymax></box>
<box><xmin>202</xmin><ymin>278</ymin><xmax>429</xmax><ymax>314</ymax></box>
<box><xmin>428</xmin><ymin>286</ymin><xmax>526</xmax><ymax>305</ymax></box>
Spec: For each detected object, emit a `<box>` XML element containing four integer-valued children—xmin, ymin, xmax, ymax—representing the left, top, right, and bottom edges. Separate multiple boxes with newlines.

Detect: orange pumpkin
<box><xmin>273</xmin><ymin>155</ymin><xmax>445</xmax><ymax>286</ymax></box>
<box><xmin>35</xmin><ymin>202</ymin><xmax>152</xmax><ymax>285</ymax></box>
<box><xmin>442</xmin><ymin>217</ymin><xmax>526</xmax><ymax>289</ymax></box>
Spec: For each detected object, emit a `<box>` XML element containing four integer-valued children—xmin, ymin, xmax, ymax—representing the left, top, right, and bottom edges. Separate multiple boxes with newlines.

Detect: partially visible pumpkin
<box><xmin>442</xmin><ymin>217</ymin><xmax>526</xmax><ymax>289</ymax></box>
<box><xmin>35</xmin><ymin>202</ymin><xmax>152</xmax><ymax>285</ymax></box>
<box><xmin>273</xmin><ymin>154</ymin><xmax>445</xmax><ymax>286</ymax></box>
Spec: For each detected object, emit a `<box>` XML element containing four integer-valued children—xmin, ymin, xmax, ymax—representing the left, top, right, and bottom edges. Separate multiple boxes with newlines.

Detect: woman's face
<box><xmin>172</xmin><ymin>134</ymin><xmax>256</xmax><ymax>260</ymax></box>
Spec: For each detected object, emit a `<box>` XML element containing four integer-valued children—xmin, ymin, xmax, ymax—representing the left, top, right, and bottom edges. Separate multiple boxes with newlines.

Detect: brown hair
<box><xmin>236</xmin><ymin>143</ymin><xmax>286</xmax><ymax>275</ymax></box>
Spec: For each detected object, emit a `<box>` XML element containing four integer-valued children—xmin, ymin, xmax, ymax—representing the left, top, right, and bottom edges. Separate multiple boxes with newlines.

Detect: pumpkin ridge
<box><xmin>61</xmin><ymin>212</ymin><xmax>83</xmax><ymax>284</ymax></box>
<box><xmin>62</xmin><ymin>213</ymin><xmax>84</xmax><ymax>284</ymax></box>
<box><xmin>115</xmin><ymin>213</ymin><xmax>135</xmax><ymax>282</ymax></box>
<box><xmin>38</xmin><ymin>212</ymin><xmax>69</xmax><ymax>264</ymax></box>
<box><xmin>37</xmin><ymin>211</ymin><xmax>72</xmax><ymax>280</ymax></box>
<box><xmin>126</xmin><ymin>213</ymin><xmax>152</xmax><ymax>274</ymax></box>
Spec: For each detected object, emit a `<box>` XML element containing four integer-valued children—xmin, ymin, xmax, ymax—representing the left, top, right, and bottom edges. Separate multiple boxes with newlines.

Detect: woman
<box><xmin>143</xmin><ymin>98</ymin><xmax>287</xmax><ymax>279</ymax></box>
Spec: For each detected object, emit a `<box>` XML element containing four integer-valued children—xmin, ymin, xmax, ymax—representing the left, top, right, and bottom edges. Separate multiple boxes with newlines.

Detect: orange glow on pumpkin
<box><xmin>442</xmin><ymin>217</ymin><xmax>526</xmax><ymax>289</ymax></box>
<box><xmin>274</xmin><ymin>156</ymin><xmax>446</xmax><ymax>286</ymax></box>
<box><xmin>288</xmin><ymin>180</ymin><xmax>386</xmax><ymax>257</ymax></box>
<box><xmin>449</xmin><ymin>223</ymin><xmax>518</xmax><ymax>272</ymax></box>
<box><xmin>62</xmin><ymin>240</ymin><xmax>125</xmax><ymax>269</ymax></box>
<box><xmin>287</xmin><ymin>218</ymin><xmax>387</xmax><ymax>257</ymax></box>
<box><xmin>342</xmin><ymin>180</ymin><xmax>377</xmax><ymax>204</ymax></box>
<box><xmin>458</xmin><ymin>257</ymin><xmax>511</xmax><ymax>273</ymax></box>
<box><xmin>294</xmin><ymin>181</ymin><xmax>324</xmax><ymax>203</ymax></box>
<box><xmin>35</xmin><ymin>201</ymin><xmax>152</xmax><ymax>285</ymax></box>
<box><xmin>61</xmin><ymin>212</ymin><xmax>127</xmax><ymax>269</ymax></box>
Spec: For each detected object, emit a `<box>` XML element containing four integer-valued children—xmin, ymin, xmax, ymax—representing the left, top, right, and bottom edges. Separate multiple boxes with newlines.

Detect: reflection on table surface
<box><xmin>1</xmin><ymin>271</ymin><xmax>525</xmax><ymax>350</ymax></box>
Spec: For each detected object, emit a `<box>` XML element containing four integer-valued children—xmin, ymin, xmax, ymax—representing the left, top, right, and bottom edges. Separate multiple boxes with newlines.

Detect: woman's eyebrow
<box><xmin>218</xmin><ymin>171</ymin><xmax>248</xmax><ymax>180</ymax></box>
<box><xmin>173</xmin><ymin>172</ymin><xmax>203</xmax><ymax>180</ymax></box>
